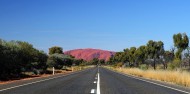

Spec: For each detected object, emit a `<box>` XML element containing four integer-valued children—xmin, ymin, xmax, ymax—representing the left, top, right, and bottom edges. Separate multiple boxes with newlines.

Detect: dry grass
<box><xmin>105</xmin><ymin>66</ymin><xmax>190</xmax><ymax>87</ymax></box>
<box><xmin>71</xmin><ymin>65</ymin><xmax>95</xmax><ymax>71</ymax></box>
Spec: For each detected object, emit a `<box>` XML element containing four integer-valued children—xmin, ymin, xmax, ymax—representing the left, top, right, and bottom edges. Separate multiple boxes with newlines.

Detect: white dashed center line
<box><xmin>90</xmin><ymin>89</ymin><xmax>95</xmax><ymax>93</ymax></box>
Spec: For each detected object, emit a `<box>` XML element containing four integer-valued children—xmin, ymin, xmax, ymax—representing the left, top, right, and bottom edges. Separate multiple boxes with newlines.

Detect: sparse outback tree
<box><xmin>146</xmin><ymin>40</ymin><xmax>164</xmax><ymax>70</ymax></box>
<box><xmin>173</xmin><ymin>33</ymin><xmax>189</xmax><ymax>59</ymax></box>
<box><xmin>49</xmin><ymin>46</ymin><xmax>63</xmax><ymax>55</ymax></box>
<box><xmin>135</xmin><ymin>45</ymin><xmax>147</xmax><ymax>66</ymax></box>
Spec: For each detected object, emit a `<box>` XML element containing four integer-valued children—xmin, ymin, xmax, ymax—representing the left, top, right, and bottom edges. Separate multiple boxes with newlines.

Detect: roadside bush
<box><xmin>139</xmin><ymin>64</ymin><xmax>148</xmax><ymax>70</ymax></box>
<box><xmin>0</xmin><ymin>39</ymin><xmax>48</xmax><ymax>80</ymax></box>
<box><xmin>47</xmin><ymin>53</ymin><xmax>74</xmax><ymax>69</ymax></box>
<box><xmin>168</xmin><ymin>59</ymin><xmax>181</xmax><ymax>70</ymax></box>
<box><xmin>116</xmin><ymin>62</ymin><xmax>123</xmax><ymax>68</ymax></box>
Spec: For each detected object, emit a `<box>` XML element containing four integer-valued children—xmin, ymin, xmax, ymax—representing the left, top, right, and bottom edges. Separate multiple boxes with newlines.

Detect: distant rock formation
<box><xmin>64</xmin><ymin>48</ymin><xmax>115</xmax><ymax>61</ymax></box>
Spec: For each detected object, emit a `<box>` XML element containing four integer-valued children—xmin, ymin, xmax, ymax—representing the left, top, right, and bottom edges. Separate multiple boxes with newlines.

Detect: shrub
<box><xmin>139</xmin><ymin>64</ymin><xmax>148</xmax><ymax>70</ymax></box>
<box><xmin>168</xmin><ymin>59</ymin><xmax>181</xmax><ymax>70</ymax></box>
<box><xmin>116</xmin><ymin>62</ymin><xmax>123</xmax><ymax>67</ymax></box>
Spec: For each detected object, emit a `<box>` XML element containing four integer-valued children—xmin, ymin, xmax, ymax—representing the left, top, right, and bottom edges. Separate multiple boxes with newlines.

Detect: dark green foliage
<box><xmin>99</xmin><ymin>59</ymin><xmax>105</xmax><ymax>65</ymax></box>
<box><xmin>109</xmin><ymin>40</ymin><xmax>165</xmax><ymax>69</ymax></box>
<box><xmin>164</xmin><ymin>50</ymin><xmax>174</xmax><ymax>63</ymax></box>
<box><xmin>112</xmin><ymin>52</ymin><xmax>124</xmax><ymax>63</ymax></box>
<box><xmin>89</xmin><ymin>58</ymin><xmax>99</xmax><ymax>65</ymax></box>
<box><xmin>0</xmin><ymin>39</ymin><xmax>48</xmax><ymax>80</ymax></box>
<box><xmin>73</xmin><ymin>59</ymin><xmax>84</xmax><ymax>65</ymax></box>
<box><xmin>173</xmin><ymin>33</ymin><xmax>189</xmax><ymax>59</ymax></box>
<box><xmin>108</xmin><ymin>32</ymin><xmax>189</xmax><ymax>70</ymax></box>
<box><xmin>184</xmin><ymin>47</ymin><xmax>190</xmax><ymax>67</ymax></box>
<box><xmin>146</xmin><ymin>40</ymin><xmax>164</xmax><ymax>69</ymax></box>
<box><xmin>135</xmin><ymin>45</ymin><xmax>147</xmax><ymax>65</ymax></box>
<box><xmin>128</xmin><ymin>47</ymin><xmax>137</xmax><ymax>67</ymax></box>
<box><xmin>49</xmin><ymin>46</ymin><xmax>63</xmax><ymax>55</ymax></box>
<box><xmin>32</xmin><ymin>51</ymin><xmax>48</xmax><ymax>71</ymax></box>
<box><xmin>173</xmin><ymin>33</ymin><xmax>189</xmax><ymax>50</ymax></box>
<box><xmin>47</xmin><ymin>53</ymin><xmax>74</xmax><ymax>69</ymax></box>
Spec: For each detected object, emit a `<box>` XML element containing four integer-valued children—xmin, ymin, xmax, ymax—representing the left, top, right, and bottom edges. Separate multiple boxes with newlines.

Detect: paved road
<box><xmin>0</xmin><ymin>67</ymin><xmax>190</xmax><ymax>94</ymax></box>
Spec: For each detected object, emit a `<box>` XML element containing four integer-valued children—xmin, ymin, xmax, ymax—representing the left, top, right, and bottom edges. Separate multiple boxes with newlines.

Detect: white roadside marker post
<box><xmin>53</xmin><ymin>67</ymin><xmax>55</xmax><ymax>75</ymax></box>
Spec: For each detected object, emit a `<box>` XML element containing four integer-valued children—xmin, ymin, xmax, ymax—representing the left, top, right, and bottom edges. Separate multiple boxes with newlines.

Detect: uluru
<box><xmin>64</xmin><ymin>48</ymin><xmax>116</xmax><ymax>61</ymax></box>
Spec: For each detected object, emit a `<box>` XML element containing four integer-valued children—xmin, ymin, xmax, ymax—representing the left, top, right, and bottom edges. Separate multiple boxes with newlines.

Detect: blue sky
<box><xmin>0</xmin><ymin>0</ymin><xmax>190</xmax><ymax>53</ymax></box>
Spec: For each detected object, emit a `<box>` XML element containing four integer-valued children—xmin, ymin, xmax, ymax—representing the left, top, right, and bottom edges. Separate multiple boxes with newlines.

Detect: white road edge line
<box><xmin>97</xmin><ymin>67</ymin><xmax>100</xmax><ymax>94</ymax></box>
<box><xmin>106</xmin><ymin>68</ymin><xmax>190</xmax><ymax>94</ymax></box>
<box><xmin>0</xmin><ymin>68</ymin><xmax>90</xmax><ymax>92</ymax></box>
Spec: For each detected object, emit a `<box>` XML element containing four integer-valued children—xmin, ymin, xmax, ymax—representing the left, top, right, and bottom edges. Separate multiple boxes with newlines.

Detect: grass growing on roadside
<box><xmin>105</xmin><ymin>66</ymin><xmax>190</xmax><ymax>87</ymax></box>
<box><xmin>70</xmin><ymin>65</ymin><xmax>95</xmax><ymax>71</ymax></box>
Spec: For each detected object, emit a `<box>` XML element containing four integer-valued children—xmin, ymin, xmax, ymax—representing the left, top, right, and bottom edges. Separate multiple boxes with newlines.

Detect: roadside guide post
<box><xmin>53</xmin><ymin>67</ymin><xmax>55</xmax><ymax>75</ymax></box>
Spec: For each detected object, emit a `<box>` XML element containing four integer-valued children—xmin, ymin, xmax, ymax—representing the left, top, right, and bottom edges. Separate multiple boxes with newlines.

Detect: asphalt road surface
<box><xmin>0</xmin><ymin>67</ymin><xmax>190</xmax><ymax>94</ymax></box>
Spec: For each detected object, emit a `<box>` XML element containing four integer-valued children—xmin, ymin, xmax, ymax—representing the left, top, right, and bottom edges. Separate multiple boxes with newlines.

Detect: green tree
<box><xmin>17</xmin><ymin>41</ymin><xmax>40</xmax><ymax>71</ymax></box>
<box><xmin>128</xmin><ymin>47</ymin><xmax>137</xmax><ymax>67</ymax></box>
<box><xmin>184</xmin><ymin>47</ymin><xmax>190</xmax><ymax>67</ymax></box>
<box><xmin>0</xmin><ymin>39</ymin><xmax>48</xmax><ymax>79</ymax></box>
<box><xmin>146</xmin><ymin>40</ymin><xmax>164</xmax><ymax>69</ymax></box>
<box><xmin>113</xmin><ymin>52</ymin><xmax>124</xmax><ymax>63</ymax></box>
<box><xmin>49</xmin><ymin>46</ymin><xmax>63</xmax><ymax>55</ymax></box>
<box><xmin>164</xmin><ymin>50</ymin><xmax>174</xmax><ymax>69</ymax></box>
<box><xmin>173</xmin><ymin>33</ymin><xmax>189</xmax><ymax>59</ymax></box>
<box><xmin>47</xmin><ymin>54</ymin><xmax>73</xmax><ymax>69</ymax></box>
<box><xmin>108</xmin><ymin>56</ymin><xmax>114</xmax><ymax>65</ymax></box>
<box><xmin>90</xmin><ymin>58</ymin><xmax>99</xmax><ymax>65</ymax></box>
<box><xmin>74</xmin><ymin>59</ymin><xmax>84</xmax><ymax>65</ymax></box>
<box><xmin>122</xmin><ymin>48</ymin><xmax>130</xmax><ymax>63</ymax></box>
<box><xmin>99</xmin><ymin>59</ymin><xmax>105</xmax><ymax>65</ymax></box>
<box><xmin>135</xmin><ymin>45</ymin><xmax>147</xmax><ymax>66</ymax></box>
<box><xmin>32</xmin><ymin>51</ymin><xmax>48</xmax><ymax>71</ymax></box>
<box><xmin>0</xmin><ymin>41</ymin><xmax>21</xmax><ymax>79</ymax></box>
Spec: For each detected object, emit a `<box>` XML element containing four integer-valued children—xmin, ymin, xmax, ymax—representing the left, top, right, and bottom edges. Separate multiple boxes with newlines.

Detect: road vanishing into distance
<box><xmin>0</xmin><ymin>67</ymin><xmax>190</xmax><ymax>94</ymax></box>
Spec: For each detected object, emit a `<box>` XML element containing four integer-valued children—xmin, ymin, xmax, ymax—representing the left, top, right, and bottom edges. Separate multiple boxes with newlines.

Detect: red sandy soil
<box><xmin>0</xmin><ymin>71</ymin><xmax>71</xmax><ymax>85</ymax></box>
<box><xmin>64</xmin><ymin>48</ymin><xmax>116</xmax><ymax>61</ymax></box>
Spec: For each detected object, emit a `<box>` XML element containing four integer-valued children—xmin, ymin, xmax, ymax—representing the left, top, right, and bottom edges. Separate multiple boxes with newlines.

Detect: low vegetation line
<box><xmin>105</xmin><ymin>66</ymin><xmax>190</xmax><ymax>87</ymax></box>
<box><xmin>0</xmin><ymin>66</ymin><xmax>93</xmax><ymax>84</ymax></box>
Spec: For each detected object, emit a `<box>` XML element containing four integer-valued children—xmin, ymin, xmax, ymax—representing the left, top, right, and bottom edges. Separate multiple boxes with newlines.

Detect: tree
<box><xmin>122</xmin><ymin>48</ymin><xmax>130</xmax><ymax>63</ymax></box>
<box><xmin>99</xmin><ymin>59</ymin><xmax>105</xmax><ymax>65</ymax></box>
<box><xmin>32</xmin><ymin>51</ymin><xmax>48</xmax><ymax>71</ymax></box>
<box><xmin>90</xmin><ymin>58</ymin><xmax>99</xmax><ymax>65</ymax></box>
<box><xmin>17</xmin><ymin>41</ymin><xmax>46</xmax><ymax>71</ymax></box>
<box><xmin>146</xmin><ymin>40</ymin><xmax>164</xmax><ymax>69</ymax></box>
<box><xmin>0</xmin><ymin>41</ymin><xmax>20</xmax><ymax>79</ymax></box>
<box><xmin>0</xmin><ymin>39</ymin><xmax>48</xmax><ymax>79</ymax></box>
<box><xmin>164</xmin><ymin>50</ymin><xmax>174</xmax><ymax>69</ymax></box>
<box><xmin>173</xmin><ymin>33</ymin><xmax>189</xmax><ymax>59</ymax></box>
<box><xmin>47</xmin><ymin>54</ymin><xmax>73</xmax><ymax>69</ymax></box>
<box><xmin>128</xmin><ymin>47</ymin><xmax>137</xmax><ymax>67</ymax></box>
<box><xmin>74</xmin><ymin>59</ymin><xmax>84</xmax><ymax>65</ymax></box>
<box><xmin>49</xmin><ymin>46</ymin><xmax>63</xmax><ymax>55</ymax></box>
<box><xmin>184</xmin><ymin>47</ymin><xmax>190</xmax><ymax>67</ymax></box>
<box><xmin>108</xmin><ymin>56</ymin><xmax>114</xmax><ymax>65</ymax></box>
<box><xmin>135</xmin><ymin>45</ymin><xmax>147</xmax><ymax>66</ymax></box>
